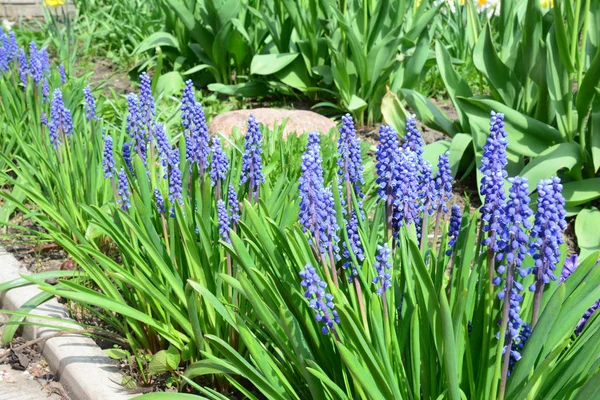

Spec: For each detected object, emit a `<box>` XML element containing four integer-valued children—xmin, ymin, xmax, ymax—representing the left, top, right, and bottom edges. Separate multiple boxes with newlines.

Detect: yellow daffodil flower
<box><xmin>43</xmin><ymin>0</ymin><xmax>65</xmax><ymax>7</ymax></box>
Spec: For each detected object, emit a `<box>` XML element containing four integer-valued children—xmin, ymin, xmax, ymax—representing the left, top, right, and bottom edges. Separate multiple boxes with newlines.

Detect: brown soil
<box><xmin>0</xmin><ymin>216</ymin><xmax>69</xmax><ymax>274</ymax></box>
<box><xmin>85</xmin><ymin>58</ymin><xmax>134</xmax><ymax>94</ymax></box>
<box><xmin>0</xmin><ymin>318</ymin><xmax>70</xmax><ymax>399</ymax></box>
<box><xmin>431</xmin><ymin>98</ymin><xmax>460</xmax><ymax>123</ymax></box>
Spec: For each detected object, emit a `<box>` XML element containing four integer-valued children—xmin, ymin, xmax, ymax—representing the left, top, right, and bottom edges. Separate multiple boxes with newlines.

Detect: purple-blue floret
<box><xmin>446</xmin><ymin>204</ymin><xmax>462</xmax><ymax>255</ymax></box>
<box><xmin>210</xmin><ymin>136</ymin><xmax>229</xmax><ymax>186</ymax></box>
<box><xmin>434</xmin><ymin>152</ymin><xmax>453</xmax><ymax>213</ymax></box>
<box><xmin>528</xmin><ymin>177</ymin><xmax>567</xmax><ymax>292</ymax></box>
<box><xmin>495</xmin><ymin>177</ymin><xmax>533</xmax><ymax>344</ymax></box>
<box><xmin>402</xmin><ymin>115</ymin><xmax>425</xmax><ymax>165</ymax></box>
<box><xmin>228</xmin><ymin>184</ymin><xmax>240</xmax><ymax>226</ymax></box>
<box><xmin>217</xmin><ymin>199</ymin><xmax>231</xmax><ymax>244</ymax></box>
<box><xmin>167</xmin><ymin>147</ymin><xmax>183</xmax><ymax>217</ymax></box>
<box><xmin>139</xmin><ymin>72</ymin><xmax>155</xmax><ymax>138</ymax></box>
<box><xmin>372</xmin><ymin>244</ymin><xmax>392</xmax><ymax>295</ymax></box>
<box><xmin>102</xmin><ymin>134</ymin><xmax>115</xmax><ymax>178</ymax></box>
<box><xmin>154</xmin><ymin>189</ymin><xmax>165</xmax><ymax>215</ymax></box>
<box><xmin>83</xmin><ymin>86</ymin><xmax>98</xmax><ymax>121</ymax></box>
<box><xmin>117</xmin><ymin>168</ymin><xmax>131</xmax><ymax>211</ymax></box>
<box><xmin>480</xmin><ymin>111</ymin><xmax>508</xmax><ymax>249</ymax></box>
<box><xmin>58</xmin><ymin>63</ymin><xmax>66</xmax><ymax>85</ymax></box>
<box><xmin>342</xmin><ymin>211</ymin><xmax>364</xmax><ymax>282</ymax></box>
<box><xmin>240</xmin><ymin>114</ymin><xmax>264</xmax><ymax>197</ymax></box>
<box><xmin>122</xmin><ymin>142</ymin><xmax>134</xmax><ymax>173</ymax></box>
<box><xmin>337</xmin><ymin>113</ymin><xmax>364</xmax><ymax>205</ymax></box>
<box><xmin>375</xmin><ymin>125</ymin><xmax>399</xmax><ymax>204</ymax></box>
<box><xmin>299</xmin><ymin>264</ymin><xmax>340</xmax><ymax>335</ymax></box>
<box><xmin>392</xmin><ymin>150</ymin><xmax>421</xmax><ymax>230</ymax></box>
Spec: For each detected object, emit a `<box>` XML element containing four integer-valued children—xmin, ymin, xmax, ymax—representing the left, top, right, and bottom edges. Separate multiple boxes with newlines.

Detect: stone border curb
<box><xmin>0</xmin><ymin>246</ymin><xmax>136</xmax><ymax>399</ymax></box>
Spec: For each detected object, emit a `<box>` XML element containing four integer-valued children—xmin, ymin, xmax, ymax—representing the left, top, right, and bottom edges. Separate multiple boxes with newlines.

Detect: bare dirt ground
<box><xmin>0</xmin><ymin>314</ymin><xmax>69</xmax><ymax>399</ymax></box>
<box><xmin>85</xmin><ymin>58</ymin><xmax>134</xmax><ymax>94</ymax></box>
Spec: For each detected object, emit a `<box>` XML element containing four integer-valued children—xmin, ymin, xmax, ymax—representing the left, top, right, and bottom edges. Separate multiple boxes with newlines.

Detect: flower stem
<box><xmin>493</xmin><ymin>259</ymin><xmax>515</xmax><ymax>400</ymax></box>
<box><xmin>161</xmin><ymin>213</ymin><xmax>170</xmax><ymax>255</ymax></box>
<box><xmin>419</xmin><ymin>203</ymin><xmax>428</xmax><ymax>252</ymax></box>
<box><xmin>328</xmin><ymin>240</ymin><xmax>339</xmax><ymax>288</ymax></box>
<box><xmin>432</xmin><ymin>206</ymin><xmax>443</xmax><ymax>254</ymax></box>
<box><xmin>532</xmin><ymin>278</ymin><xmax>544</xmax><ymax>328</ymax></box>
<box><xmin>499</xmin><ymin>339</ymin><xmax>513</xmax><ymax>400</ymax></box>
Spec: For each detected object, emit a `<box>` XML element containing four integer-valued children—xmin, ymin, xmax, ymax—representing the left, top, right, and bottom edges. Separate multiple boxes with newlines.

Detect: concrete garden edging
<box><xmin>0</xmin><ymin>246</ymin><xmax>136</xmax><ymax>400</ymax></box>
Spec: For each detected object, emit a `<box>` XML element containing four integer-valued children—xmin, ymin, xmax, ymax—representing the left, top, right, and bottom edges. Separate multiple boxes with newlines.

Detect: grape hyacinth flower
<box><xmin>375</xmin><ymin>125</ymin><xmax>399</xmax><ymax>203</ymax></box>
<box><xmin>28</xmin><ymin>42</ymin><xmax>44</xmax><ymax>85</ymax></box>
<box><xmin>39</xmin><ymin>48</ymin><xmax>50</xmax><ymax>76</ymax></box>
<box><xmin>117</xmin><ymin>168</ymin><xmax>131</xmax><ymax>211</ymax></box>
<box><xmin>7</xmin><ymin>32</ymin><xmax>17</xmax><ymax>62</ymax></box>
<box><xmin>240</xmin><ymin>114</ymin><xmax>264</xmax><ymax>199</ymax></box>
<box><xmin>299</xmin><ymin>131</ymin><xmax>326</xmax><ymax>246</ymax></box>
<box><xmin>372</xmin><ymin>244</ymin><xmax>392</xmax><ymax>295</ymax></box>
<box><xmin>41</xmin><ymin>79</ymin><xmax>49</xmax><ymax>102</ymax></box>
<box><xmin>50</xmin><ymin>89</ymin><xmax>73</xmax><ymax>138</ymax></box>
<box><xmin>40</xmin><ymin>113</ymin><xmax>48</xmax><ymax>127</ymax></box>
<box><xmin>58</xmin><ymin>63</ymin><xmax>66</xmax><ymax>85</ymax></box>
<box><xmin>415</xmin><ymin>162</ymin><xmax>434</xmax><ymax>243</ymax></box>
<box><xmin>321</xmin><ymin>187</ymin><xmax>341</xmax><ymax>262</ymax></box>
<box><xmin>181</xmin><ymin>80</ymin><xmax>196</xmax><ymax>131</ymax></box>
<box><xmin>446</xmin><ymin>204</ymin><xmax>462</xmax><ymax>256</ymax></box>
<box><xmin>139</xmin><ymin>72</ymin><xmax>155</xmax><ymax>137</ymax></box>
<box><xmin>576</xmin><ymin>300</ymin><xmax>600</xmax><ymax>335</ymax></box>
<box><xmin>102</xmin><ymin>134</ymin><xmax>115</xmax><ymax>178</ymax></box>
<box><xmin>480</xmin><ymin>111</ymin><xmax>508</xmax><ymax>249</ymax></box>
<box><xmin>495</xmin><ymin>177</ymin><xmax>533</xmax><ymax>389</ymax></box>
<box><xmin>167</xmin><ymin>148</ymin><xmax>183</xmax><ymax>217</ymax></box>
<box><xmin>1</xmin><ymin>30</ymin><xmax>8</xmax><ymax>52</ymax></box>
<box><xmin>122</xmin><ymin>142</ymin><xmax>134</xmax><ymax>173</ymax></box>
<box><xmin>228</xmin><ymin>184</ymin><xmax>240</xmax><ymax>226</ymax></box>
<box><xmin>154</xmin><ymin>123</ymin><xmax>170</xmax><ymax>175</ymax></box>
<box><xmin>191</xmin><ymin>102</ymin><xmax>210</xmax><ymax>173</ymax></box>
<box><xmin>560</xmin><ymin>254</ymin><xmax>579</xmax><ymax>282</ymax></box>
<box><xmin>126</xmin><ymin>94</ymin><xmax>140</xmax><ymax>140</ymax></box>
<box><xmin>434</xmin><ymin>153</ymin><xmax>453</xmax><ymax>213</ymax></box>
<box><xmin>376</xmin><ymin>125</ymin><xmax>400</xmax><ymax>234</ymax></box>
<box><xmin>402</xmin><ymin>115</ymin><xmax>425</xmax><ymax>165</ymax></box>
<box><xmin>495</xmin><ymin>177</ymin><xmax>533</xmax><ymax>277</ymax></box>
<box><xmin>298</xmin><ymin>133</ymin><xmax>341</xmax><ymax>285</ymax></box>
<box><xmin>0</xmin><ymin>37</ymin><xmax>9</xmax><ymax>70</ymax></box>
<box><xmin>419</xmin><ymin>161</ymin><xmax>437</xmax><ymax>216</ymax></box>
<box><xmin>392</xmin><ymin>150</ymin><xmax>421</xmax><ymax>231</ymax></box>
<box><xmin>209</xmin><ymin>136</ymin><xmax>229</xmax><ymax>188</ymax></box>
<box><xmin>48</xmin><ymin>115</ymin><xmax>61</xmax><ymax>148</ymax></box>
<box><xmin>560</xmin><ymin>254</ymin><xmax>600</xmax><ymax>335</ymax></box>
<box><xmin>529</xmin><ymin>178</ymin><xmax>567</xmax><ymax>324</ymax></box>
<box><xmin>17</xmin><ymin>48</ymin><xmax>28</xmax><ymax>87</ymax></box>
<box><xmin>299</xmin><ymin>264</ymin><xmax>340</xmax><ymax>335</ymax></box>
<box><xmin>507</xmin><ymin>323</ymin><xmax>531</xmax><ymax>375</ymax></box>
<box><xmin>342</xmin><ymin>211</ymin><xmax>364</xmax><ymax>282</ymax></box>
<box><xmin>154</xmin><ymin>189</ymin><xmax>165</xmax><ymax>215</ymax></box>
<box><xmin>181</xmin><ymin>81</ymin><xmax>197</xmax><ymax>165</ymax></box>
<box><xmin>83</xmin><ymin>86</ymin><xmax>98</xmax><ymax>121</ymax></box>
<box><xmin>337</xmin><ymin>114</ymin><xmax>364</xmax><ymax>213</ymax></box>
<box><xmin>217</xmin><ymin>199</ymin><xmax>231</xmax><ymax>244</ymax></box>
<box><xmin>0</xmin><ymin>46</ymin><xmax>9</xmax><ymax>72</ymax></box>
<box><xmin>529</xmin><ymin>177</ymin><xmax>567</xmax><ymax>290</ymax></box>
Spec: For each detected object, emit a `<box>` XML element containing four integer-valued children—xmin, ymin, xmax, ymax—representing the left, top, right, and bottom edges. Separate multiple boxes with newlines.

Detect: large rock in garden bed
<box><xmin>209</xmin><ymin>108</ymin><xmax>336</xmax><ymax>138</ymax></box>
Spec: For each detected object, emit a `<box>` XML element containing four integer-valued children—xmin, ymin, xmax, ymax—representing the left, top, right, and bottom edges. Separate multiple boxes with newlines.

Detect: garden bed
<box><xmin>0</xmin><ymin>1</ymin><xmax>599</xmax><ymax>399</ymax></box>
